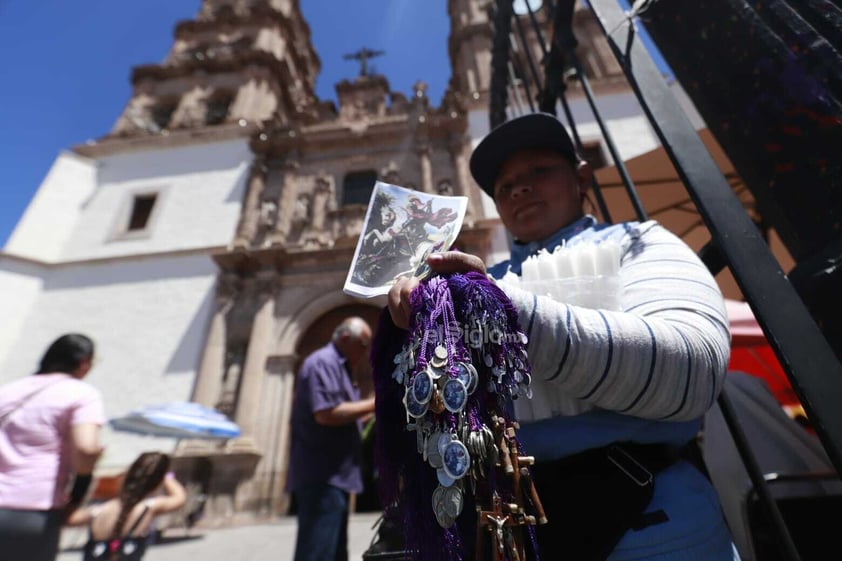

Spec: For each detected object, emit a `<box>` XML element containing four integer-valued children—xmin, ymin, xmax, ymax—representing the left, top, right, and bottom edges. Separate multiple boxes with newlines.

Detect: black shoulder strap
<box><xmin>124</xmin><ymin>505</ymin><xmax>150</xmax><ymax>536</ymax></box>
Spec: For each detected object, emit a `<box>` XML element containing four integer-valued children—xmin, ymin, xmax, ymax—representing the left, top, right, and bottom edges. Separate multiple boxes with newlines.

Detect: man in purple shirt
<box><xmin>287</xmin><ymin>316</ymin><xmax>376</xmax><ymax>561</ymax></box>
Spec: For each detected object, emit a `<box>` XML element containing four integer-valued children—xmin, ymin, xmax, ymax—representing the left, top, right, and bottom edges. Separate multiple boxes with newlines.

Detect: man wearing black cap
<box><xmin>470</xmin><ymin>112</ymin><xmax>590</xmax><ymax>247</ymax></box>
<box><xmin>388</xmin><ymin>112</ymin><xmax>736</xmax><ymax>560</ymax></box>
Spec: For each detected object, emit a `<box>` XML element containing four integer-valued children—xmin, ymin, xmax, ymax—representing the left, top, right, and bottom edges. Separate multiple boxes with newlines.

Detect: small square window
<box><xmin>127</xmin><ymin>194</ymin><xmax>157</xmax><ymax>232</ymax></box>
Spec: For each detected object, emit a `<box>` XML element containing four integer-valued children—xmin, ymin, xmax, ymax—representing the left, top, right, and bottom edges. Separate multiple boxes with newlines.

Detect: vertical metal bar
<box><xmin>490</xmin><ymin>0</ymin><xmax>515</xmax><ymax>128</ymax></box>
<box><xmin>524</xmin><ymin>0</ymin><xmax>549</xmax><ymax>57</ymax></box>
<box><xmin>538</xmin><ymin>4</ymin><xmax>615</xmax><ymax>223</ymax></box>
<box><xmin>508</xmin><ymin>38</ymin><xmax>536</xmax><ymax>113</ymax></box>
<box><xmin>585</xmin><ymin>0</ymin><xmax>842</xmax><ymax>475</ymax></box>
<box><xmin>557</xmin><ymin>93</ymin><xmax>614</xmax><ymax>223</ymax></box>
<box><xmin>717</xmin><ymin>391</ymin><xmax>803</xmax><ymax>561</ymax></box>
<box><xmin>513</xmin><ymin>12</ymin><xmax>544</xmax><ymax>94</ymax></box>
<box><xmin>566</xmin><ymin>55</ymin><xmax>647</xmax><ymax>221</ymax></box>
<box><xmin>507</xmin><ymin>60</ymin><xmax>530</xmax><ymax>115</ymax></box>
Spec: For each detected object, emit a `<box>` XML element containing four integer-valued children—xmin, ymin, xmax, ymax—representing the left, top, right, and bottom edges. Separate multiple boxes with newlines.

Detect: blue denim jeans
<box><xmin>293</xmin><ymin>483</ymin><xmax>349</xmax><ymax>561</ymax></box>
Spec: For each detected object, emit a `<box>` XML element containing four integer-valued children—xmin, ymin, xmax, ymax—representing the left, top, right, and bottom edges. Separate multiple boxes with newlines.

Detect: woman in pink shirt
<box><xmin>0</xmin><ymin>333</ymin><xmax>106</xmax><ymax>561</ymax></box>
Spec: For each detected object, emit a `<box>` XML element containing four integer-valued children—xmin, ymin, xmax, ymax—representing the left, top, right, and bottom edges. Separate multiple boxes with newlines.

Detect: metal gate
<box><xmin>485</xmin><ymin>1</ymin><xmax>842</xmax><ymax>559</ymax></box>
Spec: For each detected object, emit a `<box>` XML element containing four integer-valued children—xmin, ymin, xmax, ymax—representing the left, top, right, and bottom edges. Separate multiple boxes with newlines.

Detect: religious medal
<box><xmin>442</xmin><ymin>378</ymin><xmax>468</xmax><ymax>413</ymax></box>
<box><xmin>404</xmin><ymin>388</ymin><xmax>428</xmax><ymax>418</ymax></box>
<box><xmin>453</xmin><ymin>361</ymin><xmax>478</xmax><ymax>395</ymax></box>
<box><xmin>436</xmin><ymin>467</ymin><xmax>456</xmax><ymax>487</ymax></box>
<box><xmin>442</xmin><ymin>485</ymin><xmax>464</xmax><ymax>518</ymax></box>
<box><xmin>411</xmin><ymin>368</ymin><xmax>434</xmax><ymax>404</ymax></box>
<box><xmin>442</xmin><ymin>439</ymin><xmax>470</xmax><ymax>480</ymax></box>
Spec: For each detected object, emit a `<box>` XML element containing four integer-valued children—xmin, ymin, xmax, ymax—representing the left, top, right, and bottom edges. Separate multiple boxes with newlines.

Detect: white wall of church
<box><xmin>60</xmin><ymin>139</ymin><xmax>252</xmax><ymax>261</ymax></box>
<box><xmin>0</xmin><ymin>252</ymin><xmax>217</xmax><ymax>470</ymax></box>
<box><xmin>5</xmin><ymin>151</ymin><xmax>97</xmax><ymax>262</ymax></box>
<box><xmin>0</xmin><ymin>256</ymin><xmax>46</xmax><ymax>367</ymax></box>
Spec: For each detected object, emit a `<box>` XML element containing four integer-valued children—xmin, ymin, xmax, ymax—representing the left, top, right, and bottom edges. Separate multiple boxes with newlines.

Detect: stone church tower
<box><xmin>163</xmin><ymin>0</ymin><xmax>497</xmax><ymax>524</ymax></box>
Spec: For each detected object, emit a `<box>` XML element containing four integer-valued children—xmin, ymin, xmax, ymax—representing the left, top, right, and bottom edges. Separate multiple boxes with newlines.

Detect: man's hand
<box><xmin>426</xmin><ymin>251</ymin><xmax>487</xmax><ymax>275</ymax></box>
<box><xmin>388</xmin><ymin>251</ymin><xmax>487</xmax><ymax>329</ymax></box>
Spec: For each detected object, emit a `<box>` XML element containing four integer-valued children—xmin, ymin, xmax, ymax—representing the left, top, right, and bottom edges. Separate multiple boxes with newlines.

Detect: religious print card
<box><xmin>343</xmin><ymin>181</ymin><xmax>468</xmax><ymax>298</ymax></box>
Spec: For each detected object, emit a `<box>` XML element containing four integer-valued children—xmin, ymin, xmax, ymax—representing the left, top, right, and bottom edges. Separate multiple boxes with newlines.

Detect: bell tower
<box><xmin>109</xmin><ymin>0</ymin><xmax>320</xmax><ymax>139</ymax></box>
<box><xmin>447</xmin><ymin>0</ymin><xmax>495</xmax><ymax>109</ymax></box>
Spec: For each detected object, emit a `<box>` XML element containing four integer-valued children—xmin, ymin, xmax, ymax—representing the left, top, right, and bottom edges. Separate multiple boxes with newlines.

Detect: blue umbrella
<box><xmin>110</xmin><ymin>401</ymin><xmax>241</xmax><ymax>440</ymax></box>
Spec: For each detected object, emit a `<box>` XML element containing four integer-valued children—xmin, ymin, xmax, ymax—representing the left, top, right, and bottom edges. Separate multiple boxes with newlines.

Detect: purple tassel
<box><xmin>371</xmin><ymin>272</ymin><xmax>536</xmax><ymax>561</ymax></box>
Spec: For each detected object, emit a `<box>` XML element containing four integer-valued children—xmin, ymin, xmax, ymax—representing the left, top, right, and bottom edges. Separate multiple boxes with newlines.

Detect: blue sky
<box><xmin>0</xmin><ymin>0</ymin><xmax>451</xmax><ymax>247</ymax></box>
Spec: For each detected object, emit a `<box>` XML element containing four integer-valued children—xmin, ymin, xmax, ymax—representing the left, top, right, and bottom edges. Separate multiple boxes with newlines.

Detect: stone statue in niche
<box><xmin>176</xmin><ymin>95</ymin><xmax>209</xmax><ymax>128</ymax></box>
<box><xmin>287</xmin><ymin>190</ymin><xmax>313</xmax><ymax>243</ymax></box>
<box><xmin>311</xmin><ymin>176</ymin><xmax>335</xmax><ymax>232</ymax></box>
<box><xmin>258</xmin><ymin>198</ymin><xmax>278</xmax><ymax>228</ymax></box>
<box><xmin>292</xmin><ymin>192</ymin><xmax>312</xmax><ymax>224</ymax></box>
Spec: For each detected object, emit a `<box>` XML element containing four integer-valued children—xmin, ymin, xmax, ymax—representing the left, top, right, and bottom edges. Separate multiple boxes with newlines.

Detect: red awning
<box><xmin>726</xmin><ymin>299</ymin><xmax>800</xmax><ymax>406</ymax></box>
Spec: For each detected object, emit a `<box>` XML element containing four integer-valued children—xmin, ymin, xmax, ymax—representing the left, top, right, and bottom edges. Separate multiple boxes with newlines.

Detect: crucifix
<box><xmin>343</xmin><ymin>47</ymin><xmax>385</xmax><ymax>77</ymax></box>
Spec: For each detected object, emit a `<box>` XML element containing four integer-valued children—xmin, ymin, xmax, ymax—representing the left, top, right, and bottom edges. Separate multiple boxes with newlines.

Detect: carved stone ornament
<box><xmin>216</xmin><ymin>272</ymin><xmax>241</xmax><ymax>303</ymax></box>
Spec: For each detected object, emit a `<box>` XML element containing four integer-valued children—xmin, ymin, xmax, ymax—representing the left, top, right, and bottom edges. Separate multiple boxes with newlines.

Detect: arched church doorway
<box><xmin>292</xmin><ymin>302</ymin><xmax>384</xmax><ymax>513</ymax></box>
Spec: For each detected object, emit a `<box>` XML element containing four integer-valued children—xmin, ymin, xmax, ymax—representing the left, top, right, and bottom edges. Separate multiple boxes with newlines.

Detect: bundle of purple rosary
<box><xmin>372</xmin><ymin>271</ymin><xmax>546</xmax><ymax>561</ymax></box>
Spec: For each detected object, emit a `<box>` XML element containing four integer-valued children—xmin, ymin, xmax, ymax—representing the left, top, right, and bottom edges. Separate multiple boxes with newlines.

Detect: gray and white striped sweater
<box><xmin>497</xmin><ymin>220</ymin><xmax>731</xmax><ymax>424</ymax></box>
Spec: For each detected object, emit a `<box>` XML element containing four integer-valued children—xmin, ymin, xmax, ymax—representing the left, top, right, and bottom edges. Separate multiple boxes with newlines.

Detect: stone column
<box><xmin>233</xmin><ymin>158</ymin><xmax>267</xmax><ymax>248</ymax></box>
<box><xmin>192</xmin><ymin>273</ymin><xmax>238</xmax><ymax>407</ymax></box>
<box><xmin>230</xmin><ymin>274</ymin><xmax>277</xmax><ymax>451</ymax></box>
<box><xmin>256</xmin><ymin>354</ymin><xmax>298</xmax><ymax>516</ymax></box>
<box><xmin>268</xmin><ymin>158</ymin><xmax>300</xmax><ymax>245</ymax></box>
<box><xmin>449</xmin><ymin>135</ymin><xmax>477</xmax><ymax>218</ymax></box>
<box><xmin>449</xmin><ymin>135</ymin><xmax>470</xmax><ymax>197</ymax></box>
<box><xmin>418</xmin><ymin>143</ymin><xmax>433</xmax><ymax>193</ymax></box>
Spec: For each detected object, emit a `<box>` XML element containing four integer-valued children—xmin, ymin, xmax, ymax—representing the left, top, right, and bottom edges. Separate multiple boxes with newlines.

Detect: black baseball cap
<box><xmin>469</xmin><ymin>112</ymin><xmax>577</xmax><ymax>198</ymax></box>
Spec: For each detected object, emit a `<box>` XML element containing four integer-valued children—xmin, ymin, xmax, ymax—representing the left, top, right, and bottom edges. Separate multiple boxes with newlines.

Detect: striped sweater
<box><xmin>490</xmin><ymin>216</ymin><xmax>736</xmax><ymax>559</ymax></box>
<box><xmin>490</xmin><ymin>217</ymin><xmax>731</xmax><ymax>426</ymax></box>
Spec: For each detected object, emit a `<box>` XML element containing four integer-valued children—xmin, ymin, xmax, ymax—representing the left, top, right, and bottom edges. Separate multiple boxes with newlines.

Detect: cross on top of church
<box><xmin>343</xmin><ymin>47</ymin><xmax>385</xmax><ymax>77</ymax></box>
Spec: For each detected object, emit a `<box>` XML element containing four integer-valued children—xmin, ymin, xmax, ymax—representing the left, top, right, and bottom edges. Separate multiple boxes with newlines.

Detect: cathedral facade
<box><xmin>0</xmin><ymin>0</ymin><xmax>667</xmax><ymax>525</ymax></box>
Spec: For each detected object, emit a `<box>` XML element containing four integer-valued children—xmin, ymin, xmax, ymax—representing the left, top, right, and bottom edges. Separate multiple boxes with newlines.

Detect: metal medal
<box><xmin>436</xmin><ymin>467</ymin><xmax>456</xmax><ymax>487</ymax></box>
<box><xmin>442</xmin><ymin>439</ymin><xmax>471</xmax><ymax>480</ymax></box>
<box><xmin>426</xmin><ymin>431</ymin><xmax>443</xmax><ymax>468</ymax></box>
<box><xmin>404</xmin><ymin>388</ymin><xmax>428</xmax><ymax>418</ymax></box>
<box><xmin>411</xmin><ymin>369</ymin><xmax>433</xmax><ymax>404</ymax></box>
<box><xmin>442</xmin><ymin>377</ymin><xmax>468</xmax><ymax>413</ymax></box>
<box><xmin>427</xmin><ymin>365</ymin><xmax>444</xmax><ymax>380</ymax></box>
<box><xmin>442</xmin><ymin>485</ymin><xmax>464</xmax><ymax>518</ymax></box>
<box><xmin>438</xmin><ymin>432</ymin><xmax>454</xmax><ymax>456</ymax></box>
<box><xmin>454</xmin><ymin>361</ymin><xmax>478</xmax><ymax>395</ymax></box>
<box><xmin>432</xmin><ymin>485</ymin><xmax>455</xmax><ymax>528</ymax></box>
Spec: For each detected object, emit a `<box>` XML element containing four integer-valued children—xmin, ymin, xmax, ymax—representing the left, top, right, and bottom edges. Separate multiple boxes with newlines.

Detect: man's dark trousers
<box><xmin>293</xmin><ymin>483</ymin><xmax>349</xmax><ymax>561</ymax></box>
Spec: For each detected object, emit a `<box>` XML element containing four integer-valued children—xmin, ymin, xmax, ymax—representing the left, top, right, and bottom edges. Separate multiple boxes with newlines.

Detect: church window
<box><xmin>206</xmin><ymin>93</ymin><xmax>234</xmax><ymax>126</ymax></box>
<box><xmin>150</xmin><ymin>101</ymin><xmax>178</xmax><ymax>131</ymax></box>
<box><xmin>341</xmin><ymin>170</ymin><xmax>377</xmax><ymax>206</ymax></box>
<box><xmin>127</xmin><ymin>194</ymin><xmax>157</xmax><ymax>232</ymax></box>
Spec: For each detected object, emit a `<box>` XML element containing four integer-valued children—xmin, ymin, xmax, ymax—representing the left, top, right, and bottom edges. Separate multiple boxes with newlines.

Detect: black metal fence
<box><xmin>487</xmin><ymin>1</ymin><xmax>842</xmax><ymax>559</ymax></box>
